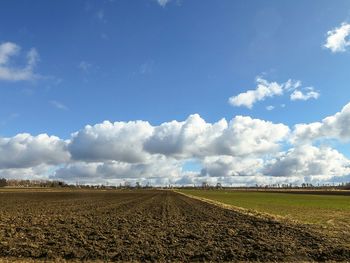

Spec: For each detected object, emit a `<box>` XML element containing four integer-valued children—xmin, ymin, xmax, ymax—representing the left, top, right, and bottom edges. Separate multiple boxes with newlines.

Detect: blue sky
<box><xmin>1</xmin><ymin>0</ymin><xmax>349</xmax><ymax>137</ymax></box>
<box><xmin>1</xmin><ymin>0</ymin><xmax>350</xmax><ymax>185</ymax></box>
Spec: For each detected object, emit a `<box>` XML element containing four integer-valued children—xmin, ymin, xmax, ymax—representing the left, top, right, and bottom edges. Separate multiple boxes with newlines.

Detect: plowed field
<box><xmin>0</xmin><ymin>190</ymin><xmax>349</xmax><ymax>262</ymax></box>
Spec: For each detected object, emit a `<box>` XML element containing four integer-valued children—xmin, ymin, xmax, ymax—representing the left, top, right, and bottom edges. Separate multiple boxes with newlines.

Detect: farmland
<box><xmin>0</xmin><ymin>189</ymin><xmax>349</xmax><ymax>262</ymax></box>
<box><xmin>179</xmin><ymin>189</ymin><xmax>350</xmax><ymax>236</ymax></box>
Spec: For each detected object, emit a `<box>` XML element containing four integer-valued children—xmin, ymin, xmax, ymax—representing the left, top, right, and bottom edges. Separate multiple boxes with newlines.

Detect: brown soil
<box><xmin>0</xmin><ymin>190</ymin><xmax>349</xmax><ymax>262</ymax></box>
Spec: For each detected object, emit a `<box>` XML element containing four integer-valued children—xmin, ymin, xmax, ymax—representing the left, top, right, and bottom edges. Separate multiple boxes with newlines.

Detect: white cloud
<box><xmin>200</xmin><ymin>155</ymin><xmax>263</xmax><ymax>177</ymax></box>
<box><xmin>2</xmin><ymin>105</ymin><xmax>350</xmax><ymax>185</ymax></box>
<box><xmin>0</xmin><ymin>164</ymin><xmax>55</xmax><ymax>180</ymax></box>
<box><xmin>53</xmin><ymin>162</ymin><xmax>99</xmax><ymax>182</ymax></box>
<box><xmin>144</xmin><ymin>114</ymin><xmax>289</xmax><ymax>158</ymax></box>
<box><xmin>284</xmin><ymin>79</ymin><xmax>301</xmax><ymax>91</ymax></box>
<box><xmin>0</xmin><ymin>42</ymin><xmax>19</xmax><ymax>64</ymax></box>
<box><xmin>50</xmin><ymin>100</ymin><xmax>69</xmax><ymax>111</ymax></box>
<box><xmin>68</xmin><ymin>120</ymin><xmax>154</xmax><ymax>163</ymax></box>
<box><xmin>228</xmin><ymin>77</ymin><xmax>300</xmax><ymax>109</ymax></box>
<box><xmin>0</xmin><ymin>42</ymin><xmax>39</xmax><ymax>81</ymax></box>
<box><xmin>67</xmin><ymin>114</ymin><xmax>288</xmax><ymax>164</ymax></box>
<box><xmin>0</xmin><ymin>134</ymin><xmax>69</xmax><ymax>169</ymax></box>
<box><xmin>156</xmin><ymin>0</ymin><xmax>171</xmax><ymax>7</ymax></box>
<box><xmin>144</xmin><ymin>114</ymin><xmax>227</xmax><ymax>158</ymax></box>
<box><xmin>263</xmin><ymin>145</ymin><xmax>350</xmax><ymax>180</ymax></box>
<box><xmin>290</xmin><ymin>87</ymin><xmax>320</xmax><ymax>101</ymax></box>
<box><xmin>52</xmin><ymin>156</ymin><xmax>183</xmax><ymax>185</ymax></box>
<box><xmin>96</xmin><ymin>158</ymin><xmax>181</xmax><ymax>179</ymax></box>
<box><xmin>324</xmin><ymin>22</ymin><xmax>350</xmax><ymax>53</ymax></box>
<box><xmin>266</xmin><ymin>105</ymin><xmax>274</xmax><ymax>111</ymax></box>
<box><xmin>49</xmin><ymin>114</ymin><xmax>289</xmax><ymax>185</ymax></box>
<box><xmin>292</xmin><ymin>102</ymin><xmax>350</xmax><ymax>143</ymax></box>
<box><xmin>214</xmin><ymin>116</ymin><xmax>289</xmax><ymax>157</ymax></box>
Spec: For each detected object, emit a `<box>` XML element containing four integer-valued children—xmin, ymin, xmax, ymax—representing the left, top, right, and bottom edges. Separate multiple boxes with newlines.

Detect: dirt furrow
<box><xmin>0</xmin><ymin>190</ymin><xmax>349</xmax><ymax>262</ymax></box>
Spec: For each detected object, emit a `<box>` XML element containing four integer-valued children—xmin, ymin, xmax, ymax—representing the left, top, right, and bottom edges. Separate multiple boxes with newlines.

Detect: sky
<box><xmin>1</xmin><ymin>0</ymin><xmax>350</xmax><ymax>186</ymax></box>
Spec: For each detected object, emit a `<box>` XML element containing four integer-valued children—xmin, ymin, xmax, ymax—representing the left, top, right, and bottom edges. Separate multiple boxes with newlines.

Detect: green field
<box><xmin>179</xmin><ymin>190</ymin><xmax>350</xmax><ymax>231</ymax></box>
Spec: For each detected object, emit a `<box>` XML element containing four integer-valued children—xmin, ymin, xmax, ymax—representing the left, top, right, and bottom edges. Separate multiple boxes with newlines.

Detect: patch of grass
<box><xmin>179</xmin><ymin>190</ymin><xmax>350</xmax><ymax>230</ymax></box>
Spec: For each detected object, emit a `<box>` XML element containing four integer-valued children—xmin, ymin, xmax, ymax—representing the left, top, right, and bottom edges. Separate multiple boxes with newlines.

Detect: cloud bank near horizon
<box><xmin>1</xmin><ymin>102</ymin><xmax>350</xmax><ymax>186</ymax></box>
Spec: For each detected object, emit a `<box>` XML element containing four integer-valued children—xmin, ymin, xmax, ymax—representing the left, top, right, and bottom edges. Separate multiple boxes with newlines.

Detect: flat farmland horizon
<box><xmin>2</xmin><ymin>0</ymin><xmax>350</xmax><ymax>261</ymax></box>
<box><xmin>0</xmin><ymin>189</ymin><xmax>349</xmax><ymax>262</ymax></box>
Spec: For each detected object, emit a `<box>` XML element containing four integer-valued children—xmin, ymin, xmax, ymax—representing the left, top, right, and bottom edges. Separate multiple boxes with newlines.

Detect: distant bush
<box><xmin>5</xmin><ymin>179</ymin><xmax>66</xmax><ymax>188</ymax></box>
<box><xmin>0</xmin><ymin>178</ymin><xmax>7</xmax><ymax>187</ymax></box>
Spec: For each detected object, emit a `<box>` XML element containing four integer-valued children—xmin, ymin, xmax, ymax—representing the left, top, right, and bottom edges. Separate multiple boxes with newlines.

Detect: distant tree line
<box><xmin>0</xmin><ymin>179</ymin><xmax>67</xmax><ymax>188</ymax></box>
<box><xmin>179</xmin><ymin>181</ymin><xmax>350</xmax><ymax>190</ymax></box>
<box><xmin>0</xmin><ymin>178</ymin><xmax>155</xmax><ymax>189</ymax></box>
<box><xmin>1</xmin><ymin>177</ymin><xmax>350</xmax><ymax>190</ymax></box>
<box><xmin>0</xmin><ymin>178</ymin><xmax>6</xmax><ymax>187</ymax></box>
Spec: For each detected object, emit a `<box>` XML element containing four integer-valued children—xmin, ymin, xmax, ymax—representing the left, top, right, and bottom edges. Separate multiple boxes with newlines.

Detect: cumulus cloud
<box><xmin>200</xmin><ymin>155</ymin><xmax>263</xmax><ymax>177</ymax></box>
<box><xmin>229</xmin><ymin>77</ymin><xmax>283</xmax><ymax>108</ymax></box>
<box><xmin>290</xmin><ymin>87</ymin><xmax>320</xmax><ymax>101</ymax></box>
<box><xmin>52</xmin><ymin>114</ymin><xmax>286</xmax><ymax>184</ymax></box>
<box><xmin>67</xmin><ymin>114</ymin><xmax>288</xmax><ymax>165</ymax></box>
<box><xmin>0</xmin><ymin>134</ymin><xmax>69</xmax><ymax>169</ymax></box>
<box><xmin>96</xmin><ymin>157</ymin><xmax>181</xmax><ymax>179</ymax></box>
<box><xmin>0</xmin><ymin>164</ymin><xmax>55</xmax><ymax>180</ymax></box>
<box><xmin>0</xmin><ymin>42</ymin><xmax>39</xmax><ymax>81</ymax></box>
<box><xmin>214</xmin><ymin>116</ymin><xmax>289</xmax><ymax>157</ymax></box>
<box><xmin>228</xmin><ymin>77</ymin><xmax>301</xmax><ymax>108</ymax></box>
<box><xmin>1</xmin><ymin>106</ymin><xmax>350</xmax><ymax>186</ymax></box>
<box><xmin>324</xmin><ymin>22</ymin><xmax>350</xmax><ymax>53</ymax></box>
<box><xmin>263</xmin><ymin>145</ymin><xmax>350</xmax><ymax>180</ymax></box>
<box><xmin>144</xmin><ymin>114</ymin><xmax>227</xmax><ymax>158</ymax></box>
<box><xmin>144</xmin><ymin>114</ymin><xmax>289</xmax><ymax>158</ymax></box>
<box><xmin>52</xmin><ymin>156</ymin><xmax>183</xmax><ymax>185</ymax></box>
<box><xmin>292</xmin><ymin>102</ymin><xmax>350</xmax><ymax>143</ymax></box>
<box><xmin>0</xmin><ymin>114</ymin><xmax>294</xmax><ymax>185</ymax></box>
<box><xmin>68</xmin><ymin>120</ymin><xmax>154</xmax><ymax>163</ymax></box>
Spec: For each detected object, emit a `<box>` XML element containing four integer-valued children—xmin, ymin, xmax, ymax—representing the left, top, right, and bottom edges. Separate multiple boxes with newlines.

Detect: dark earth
<box><xmin>0</xmin><ymin>190</ymin><xmax>349</xmax><ymax>262</ymax></box>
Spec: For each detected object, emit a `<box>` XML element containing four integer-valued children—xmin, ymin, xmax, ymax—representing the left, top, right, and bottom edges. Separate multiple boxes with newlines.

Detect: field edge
<box><xmin>174</xmin><ymin>190</ymin><xmax>334</xmax><ymax>234</ymax></box>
